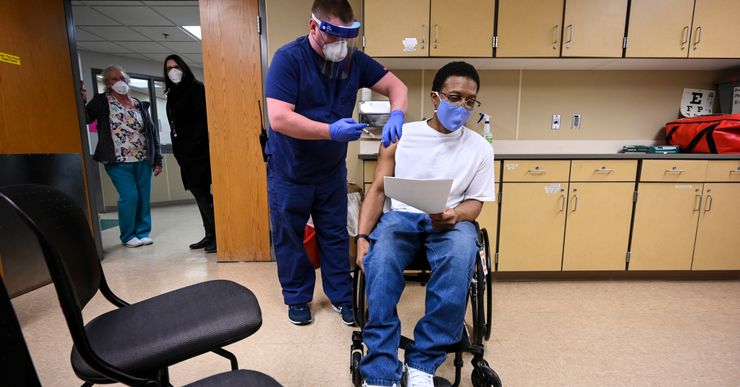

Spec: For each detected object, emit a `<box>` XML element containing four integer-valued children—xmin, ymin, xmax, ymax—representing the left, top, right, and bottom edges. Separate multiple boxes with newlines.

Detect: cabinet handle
<box><xmin>680</xmin><ymin>26</ymin><xmax>689</xmax><ymax>50</ymax></box>
<box><xmin>420</xmin><ymin>24</ymin><xmax>426</xmax><ymax>48</ymax></box>
<box><xmin>704</xmin><ymin>193</ymin><xmax>713</xmax><ymax>212</ymax></box>
<box><xmin>571</xmin><ymin>194</ymin><xmax>578</xmax><ymax>212</ymax></box>
<box><xmin>729</xmin><ymin>168</ymin><xmax>740</xmax><ymax>174</ymax></box>
<box><xmin>433</xmin><ymin>24</ymin><xmax>439</xmax><ymax>48</ymax></box>
<box><xmin>527</xmin><ymin>168</ymin><xmax>547</xmax><ymax>175</ymax></box>
<box><xmin>693</xmin><ymin>26</ymin><xmax>702</xmax><ymax>50</ymax></box>
<box><xmin>552</xmin><ymin>25</ymin><xmax>559</xmax><ymax>48</ymax></box>
<box><xmin>664</xmin><ymin>167</ymin><xmax>686</xmax><ymax>174</ymax></box>
<box><xmin>594</xmin><ymin>167</ymin><xmax>615</xmax><ymax>174</ymax></box>
<box><xmin>693</xmin><ymin>193</ymin><xmax>702</xmax><ymax>212</ymax></box>
<box><xmin>559</xmin><ymin>193</ymin><xmax>566</xmax><ymax>212</ymax></box>
<box><xmin>565</xmin><ymin>24</ymin><xmax>573</xmax><ymax>48</ymax></box>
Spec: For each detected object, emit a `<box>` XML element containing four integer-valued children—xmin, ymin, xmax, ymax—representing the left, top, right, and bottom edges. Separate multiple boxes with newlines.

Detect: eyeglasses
<box><xmin>435</xmin><ymin>91</ymin><xmax>481</xmax><ymax>111</ymax></box>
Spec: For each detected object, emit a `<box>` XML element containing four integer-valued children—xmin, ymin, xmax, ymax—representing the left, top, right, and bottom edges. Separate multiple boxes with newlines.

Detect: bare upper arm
<box><xmin>369</xmin><ymin>142</ymin><xmax>397</xmax><ymax>194</ymax></box>
<box><xmin>369</xmin><ymin>72</ymin><xmax>405</xmax><ymax>97</ymax></box>
<box><xmin>266</xmin><ymin>97</ymin><xmax>295</xmax><ymax>121</ymax></box>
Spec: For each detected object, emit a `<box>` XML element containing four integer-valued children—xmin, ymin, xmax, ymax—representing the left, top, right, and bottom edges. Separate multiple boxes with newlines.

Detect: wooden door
<box><xmin>630</xmin><ymin>183</ymin><xmax>702</xmax><ymax>270</ymax></box>
<box><xmin>562</xmin><ymin>183</ymin><xmax>634</xmax><ymax>271</ymax></box>
<box><xmin>561</xmin><ymin>0</ymin><xmax>628</xmax><ymax>57</ymax></box>
<box><xmin>626</xmin><ymin>0</ymin><xmax>695</xmax><ymax>57</ymax></box>
<box><xmin>689</xmin><ymin>0</ymin><xmax>740</xmax><ymax>58</ymax></box>
<box><xmin>498</xmin><ymin>182</ymin><xmax>568</xmax><ymax>271</ymax></box>
<box><xmin>692</xmin><ymin>184</ymin><xmax>740</xmax><ymax>270</ymax></box>
<box><xmin>364</xmin><ymin>0</ymin><xmax>429</xmax><ymax>57</ymax></box>
<box><xmin>430</xmin><ymin>0</ymin><xmax>495</xmax><ymax>57</ymax></box>
<box><xmin>496</xmin><ymin>0</ymin><xmax>564</xmax><ymax>57</ymax></box>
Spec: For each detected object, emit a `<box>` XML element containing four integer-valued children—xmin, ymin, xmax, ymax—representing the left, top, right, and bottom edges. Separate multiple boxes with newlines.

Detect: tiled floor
<box><xmin>11</xmin><ymin>204</ymin><xmax>740</xmax><ymax>386</ymax></box>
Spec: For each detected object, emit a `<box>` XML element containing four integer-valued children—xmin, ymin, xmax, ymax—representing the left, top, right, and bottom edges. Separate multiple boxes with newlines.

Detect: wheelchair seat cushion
<box><xmin>184</xmin><ymin>369</ymin><xmax>282</xmax><ymax>387</ymax></box>
<box><xmin>71</xmin><ymin>280</ymin><xmax>262</xmax><ymax>382</ymax></box>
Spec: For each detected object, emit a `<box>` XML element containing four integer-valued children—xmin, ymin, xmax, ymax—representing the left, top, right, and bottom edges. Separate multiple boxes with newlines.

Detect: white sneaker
<box><xmin>406</xmin><ymin>366</ymin><xmax>434</xmax><ymax>387</ymax></box>
<box><xmin>123</xmin><ymin>237</ymin><xmax>144</xmax><ymax>248</ymax></box>
<box><xmin>139</xmin><ymin>237</ymin><xmax>154</xmax><ymax>245</ymax></box>
<box><xmin>363</xmin><ymin>383</ymin><xmax>396</xmax><ymax>387</ymax></box>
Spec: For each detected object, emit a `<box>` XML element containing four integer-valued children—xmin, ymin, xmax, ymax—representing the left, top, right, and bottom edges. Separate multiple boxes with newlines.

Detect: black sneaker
<box><xmin>288</xmin><ymin>303</ymin><xmax>312</xmax><ymax>325</ymax></box>
<box><xmin>332</xmin><ymin>303</ymin><xmax>355</xmax><ymax>326</ymax></box>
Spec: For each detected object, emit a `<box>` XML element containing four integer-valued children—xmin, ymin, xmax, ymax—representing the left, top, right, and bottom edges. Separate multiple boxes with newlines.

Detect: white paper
<box><xmin>384</xmin><ymin>177</ymin><xmax>452</xmax><ymax>214</ymax></box>
<box><xmin>680</xmin><ymin>88</ymin><xmax>714</xmax><ymax>117</ymax></box>
<box><xmin>732</xmin><ymin>86</ymin><xmax>740</xmax><ymax>114</ymax></box>
<box><xmin>402</xmin><ymin>37</ymin><xmax>418</xmax><ymax>52</ymax></box>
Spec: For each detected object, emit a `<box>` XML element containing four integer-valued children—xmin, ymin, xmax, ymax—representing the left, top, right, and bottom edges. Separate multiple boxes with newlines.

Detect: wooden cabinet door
<box><xmin>630</xmin><ymin>183</ymin><xmax>702</xmax><ymax>270</ymax></box>
<box><xmin>430</xmin><ymin>0</ymin><xmax>495</xmax><ymax>57</ymax></box>
<box><xmin>689</xmin><ymin>0</ymin><xmax>740</xmax><ymax>58</ymax></box>
<box><xmin>562</xmin><ymin>183</ymin><xmax>634</xmax><ymax>271</ymax></box>
<box><xmin>561</xmin><ymin>0</ymin><xmax>628</xmax><ymax>57</ymax></box>
<box><xmin>692</xmin><ymin>184</ymin><xmax>740</xmax><ymax>270</ymax></box>
<box><xmin>626</xmin><ymin>0</ymin><xmax>695</xmax><ymax>58</ymax></box>
<box><xmin>496</xmin><ymin>0</ymin><xmax>564</xmax><ymax>57</ymax></box>
<box><xmin>498</xmin><ymin>182</ymin><xmax>568</xmax><ymax>271</ymax></box>
<box><xmin>363</xmin><ymin>0</ymin><xmax>429</xmax><ymax>57</ymax></box>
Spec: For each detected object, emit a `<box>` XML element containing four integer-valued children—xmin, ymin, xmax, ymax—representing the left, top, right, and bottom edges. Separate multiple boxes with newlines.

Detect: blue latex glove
<box><xmin>382</xmin><ymin>110</ymin><xmax>404</xmax><ymax>147</ymax></box>
<box><xmin>329</xmin><ymin>118</ymin><xmax>367</xmax><ymax>142</ymax></box>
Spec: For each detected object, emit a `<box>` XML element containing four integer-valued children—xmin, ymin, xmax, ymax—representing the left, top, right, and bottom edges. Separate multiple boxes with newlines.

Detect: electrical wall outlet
<box><xmin>572</xmin><ymin>114</ymin><xmax>581</xmax><ymax>129</ymax></box>
<box><xmin>551</xmin><ymin>114</ymin><xmax>561</xmax><ymax>130</ymax></box>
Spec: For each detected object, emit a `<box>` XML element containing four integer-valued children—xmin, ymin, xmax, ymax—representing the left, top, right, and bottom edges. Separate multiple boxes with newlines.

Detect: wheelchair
<box><xmin>349</xmin><ymin>223</ymin><xmax>502</xmax><ymax>387</ymax></box>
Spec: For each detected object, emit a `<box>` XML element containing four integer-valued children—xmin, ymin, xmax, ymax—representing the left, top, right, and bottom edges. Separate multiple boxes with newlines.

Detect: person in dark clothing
<box><xmin>163</xmin><ymin>54</ymin><xmax>216</xmax><ymax>253</ymax></box>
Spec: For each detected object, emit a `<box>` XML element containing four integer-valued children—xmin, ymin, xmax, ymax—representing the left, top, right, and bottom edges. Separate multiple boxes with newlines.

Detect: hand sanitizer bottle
<box><xmin>478</xmin><ymin>113</ymin><xmax>493</xmax><ymax>144</ymax></box>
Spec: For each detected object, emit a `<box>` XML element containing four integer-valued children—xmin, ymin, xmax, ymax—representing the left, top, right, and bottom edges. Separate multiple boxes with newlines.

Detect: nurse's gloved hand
<box><xmin>381</xmin><ymin>110</ymin><xmax>404</xmax><ymax>147</ymax></box>
<box><xmin>329</xmin><ymin>118</ymin><xmax>367</xmax><ymax>142</ymax></box>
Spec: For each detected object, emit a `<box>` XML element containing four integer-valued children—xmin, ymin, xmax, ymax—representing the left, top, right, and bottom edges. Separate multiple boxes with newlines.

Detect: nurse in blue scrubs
<box><xmin>265</xmin><ymin>0</ymin><xmax>407</xmax><ymax>326</ymax></box>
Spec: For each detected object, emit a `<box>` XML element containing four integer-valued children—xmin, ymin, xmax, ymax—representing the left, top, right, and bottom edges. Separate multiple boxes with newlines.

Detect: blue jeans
<box><xmin>360</xmin><ymin>211</ymin><xmax>477</xmax><ymax>386</ymax></box>
<box><xmin>267</xmin><ymin>164</ymin><xmax>352</xmax><ymax>306</ymax></box>
<box><xmin>104</xmin><ymin>161</ymin><xmax>152</xmax><ymax>243</ymax></box>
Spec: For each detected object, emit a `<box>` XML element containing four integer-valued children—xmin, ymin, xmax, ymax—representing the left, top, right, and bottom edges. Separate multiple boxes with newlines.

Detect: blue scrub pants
<box><xmin>360</xmin><ymin>211</ymin><xmax>477</xmax><ymax>386</ymax></box>
<box><xmin>267</xmin><ymin>165</ymin><xmax>352</xmax><ymax>307</ymax></box>
<box><xmin>104</xmin><ymin>161</ymin><xmax>152</xmax><ymax>243</ymax></box>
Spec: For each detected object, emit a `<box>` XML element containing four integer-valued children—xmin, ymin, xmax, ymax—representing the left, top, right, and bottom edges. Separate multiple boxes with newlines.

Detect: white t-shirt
<box><xmin>391</xmin><ymin>120</ymin><xmax>495</xmax><ymax>213</ymax></box>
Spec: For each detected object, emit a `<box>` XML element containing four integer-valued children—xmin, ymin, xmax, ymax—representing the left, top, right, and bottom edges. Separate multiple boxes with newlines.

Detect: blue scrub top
<box><xmin>265</xmin><ymin>36</ymin><xmax>388</xmax><ymax>184</ymax></box>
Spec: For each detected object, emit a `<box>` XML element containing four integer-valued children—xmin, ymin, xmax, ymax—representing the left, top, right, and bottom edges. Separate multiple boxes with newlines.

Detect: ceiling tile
<box><xmin>76</xmin><ymin>41</ymin><xmax>131</xmax><ymax>54</ymax></box>
<box><xmin>183</xmin><ymin>53</ymin><xmax>202</xmax><ymax>63</ymax></box>
<box><xmin>160</xmin><ymin>41</ymin><xmax>202</xmax><ymax>54</ymax></box>
<box><xmin>151</xmin><ymin>6</ymin><xmax>200</xmax><ymax>26</ymax></box>
<box><xmin>117</xmin><ymin>41</ymin><xmax>171</xmax><ymax>53</ymax></box>
<box><xmin>72</xmin><ymin>6</ymin><xmax>119</xmax><ymax>26</ymax></box>
<box><xmin>74</xmin><ymin>28</ymin><xmax>105</xmax><ymax>41</ymax></box>
<box><xmin>131</xmin><ymin>26</ymin><xmax>196</xmax><ymax>42</ymax></box>
<box><xmin>80</xmin><ymin>26</ymin><xmax>149</xmax><ymax>41</ymax></box>
<box><xmin>93</xmin><ymin>6</ymin><xmax>173</xmax><ymax>26</ymax></box>
<box><xmin>142</xmin><ymin>53</ymin><xmax>170</xmax><ymax>63</ymax></box>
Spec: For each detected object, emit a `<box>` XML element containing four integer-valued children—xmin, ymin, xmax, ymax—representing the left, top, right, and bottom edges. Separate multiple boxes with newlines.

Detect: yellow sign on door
<box><xmin>0</xmin><ymin>52</ymin><xmax>21</xmax><ymax>65</ymax></box>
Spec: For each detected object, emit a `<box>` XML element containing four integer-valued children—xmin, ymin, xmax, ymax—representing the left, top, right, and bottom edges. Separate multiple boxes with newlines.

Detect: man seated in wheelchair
<box><xmin>356</xmin><ymin>61</ymin><xmax>495</xmax><ymax>387</ymax></box>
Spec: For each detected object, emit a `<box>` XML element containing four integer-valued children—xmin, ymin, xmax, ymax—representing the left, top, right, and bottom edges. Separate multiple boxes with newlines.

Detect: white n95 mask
<box><xmin>323</xmin><ymin>40</ymin><xmax>348</xmax><ymax>62</ymax></box>
<box><xmin>168</xmin><ymin>68</ymin><xmax>183</xmax><ymax>84</ymax></box>
<box><xmin>111</xmin><ymin>80</ymin><xmax>129</xmax><ymax>95</ymax></box>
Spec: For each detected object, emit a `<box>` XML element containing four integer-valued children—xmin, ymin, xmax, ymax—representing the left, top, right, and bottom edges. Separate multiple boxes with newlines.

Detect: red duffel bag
<box><xmin>665</xmin><ymin>114</ymin><xmax>740</xmax><ymax>154</ymax></box>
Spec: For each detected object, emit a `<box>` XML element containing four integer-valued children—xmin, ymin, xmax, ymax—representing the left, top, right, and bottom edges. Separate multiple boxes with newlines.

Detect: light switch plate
<box><xmin>551</xmin><ymin>114</ymin><xmax>561</xmax><ymax>130</ymax></box>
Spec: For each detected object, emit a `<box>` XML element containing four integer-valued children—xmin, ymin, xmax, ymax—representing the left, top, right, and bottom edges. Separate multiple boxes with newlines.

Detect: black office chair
<box><xmin>349</xmin><ymin>223</ymin><xmax>501</xmax><ymax>387</ymax></box>
<box><xmin>0</xmin><ymin>184</ymin><xmax>280</xmax><ymax>386</ymax></box>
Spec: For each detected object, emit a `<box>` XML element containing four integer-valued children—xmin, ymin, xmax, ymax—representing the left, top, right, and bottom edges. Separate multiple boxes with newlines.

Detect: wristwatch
<box><xmin>356</xmin><ymin>234</ymin><xmax>370</xmax><ymax>242</ymax></box>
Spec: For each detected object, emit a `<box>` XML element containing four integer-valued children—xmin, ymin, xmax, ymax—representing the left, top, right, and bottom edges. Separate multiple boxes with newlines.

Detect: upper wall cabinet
<box><xmin>363</xmin><ymin>0</ymin><xmax>495</xmax><ymax>57</ymax></box>
<box><xmin>496</xmin><ymin>0</ymin><xmax>564</xmax><ymax>58</ymax></box>
<box><xmin>689</xmin><ymin>0</ymin><xmax>740</xmax><ymax>58</ymax></box>
<box><xmin>626</xmin><ymin>0</ymin><xmax>695</xmax><ymax>57</ymax></box>
<box><xmin>561</xmin><ymin>0</ymin><xmax>629</xmax><ymax>57</ymax></box>
<box><xmin>429</xmin><ymin>0</ymin><xmax>495</xmax><ymax>57</ymax></box>
<box><xmin>626</xmin><ymin>0</ymin><xmax>740</xmax><ymax>58</ymax></box>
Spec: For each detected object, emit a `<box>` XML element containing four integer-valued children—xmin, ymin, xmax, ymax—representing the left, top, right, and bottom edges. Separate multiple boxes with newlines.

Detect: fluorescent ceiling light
<box><xmin>182</xmin><ymin>26</ymin><xmax>201</xmax><ymax>40</ymax></box>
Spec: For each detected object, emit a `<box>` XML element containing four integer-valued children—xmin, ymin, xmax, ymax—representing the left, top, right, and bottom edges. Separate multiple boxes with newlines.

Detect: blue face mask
<box><xmin>435</xmin><ymin>96</ymin><xmax>471</xmax><ymax>132</ymax></box>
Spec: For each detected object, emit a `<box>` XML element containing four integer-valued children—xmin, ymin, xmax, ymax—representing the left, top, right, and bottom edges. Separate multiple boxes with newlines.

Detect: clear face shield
<box><xmin>311</xmin><ymin>14</ymin><xmax>360</xmax><ymax>79</ymax></box>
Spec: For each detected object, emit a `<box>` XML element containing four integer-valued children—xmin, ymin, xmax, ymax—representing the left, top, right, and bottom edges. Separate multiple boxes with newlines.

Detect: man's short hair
<box><xmin>432</xmin><ymin>61</ymin><xmax>480</xmax><ymax>92</ymax></box>
<box><xmin>312</xmin><ymin>0</ymin><xmax>354</xmax><ymax>23</ymax></box>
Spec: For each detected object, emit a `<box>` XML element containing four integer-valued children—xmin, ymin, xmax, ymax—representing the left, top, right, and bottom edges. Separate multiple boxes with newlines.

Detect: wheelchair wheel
<box><xmin>352</xmin><ymin>267</ymin><xmax>368</xmax><ymax>328</ymax></box>
<box><xmin>480</xmin><ymin>228</ymin><xmax>493</xmax><ymax>341</ymax></box>
<box><xmin>471</xmin><ymin>358</ymin><xmax>502</xmax><ymax>387</ymax></box>
<box><xmin>469</xmin><ymin>245</ymin><xmax>486</xmax><ymax>346</ymax></box>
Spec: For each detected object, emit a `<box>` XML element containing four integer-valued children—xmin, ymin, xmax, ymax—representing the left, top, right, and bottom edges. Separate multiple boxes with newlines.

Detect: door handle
<box><xmin>664</xmin><ymin>167</ymin><xmax>686</xmax><ymax>174</ymax></box>
<box><xmin>571</xmin><ymin>194</ymin><xmax>578</xmax><ymax>212</ymax></box>
<box><xmin>594</xmin><ymin>167</ymin><xmax>615</xmax><ymax>174</ymax></box>
<box><xmin>559</xmin><ymin>193</ymin><xmax>566</xmax><ymax>212</ymax></box>
<box><xmin>693</xmin><ymin>26</ymin><xmax>702</xmax><ymax>50</ymax></box>
<box><xmin>527</xmin><ymin>167</ymin><xmax>547</xmax><ymax>175</ymax></box>
<box><xmin>680</xmin><ymin>26</ymin><xmax>689</xmax><ymax>50</ymax></box>
<box><xmin>420</xmin><ymin>24</ymin><xmax>426</xmax><ymax>49</ymax></box>
<box><xmin>565</xmin><ymin>24</ymin><xmax>573</xmax><ymax>48</ymax></box>
<box><xmin>693</xmin><ymin>193</ymin><xmax>703</xmax><ymax>212</ymax></box>
<box><xmin>433</xmin><ymin>24</ymin><xmax>439</xmax><ymax>48</ymax></box>
<box><xmin>704</xmin><ymin>193</ymin><xmax>713</xmax><ymax>212</ymax></box>
<box><xmin>552</xmin><ymin>25</ymin><xmax>559</xmax><ymax>49</ymax></box>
